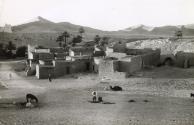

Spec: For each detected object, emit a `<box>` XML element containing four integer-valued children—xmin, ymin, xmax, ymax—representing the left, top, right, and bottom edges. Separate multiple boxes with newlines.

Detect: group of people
<box><xmin>92</xmin><ymin>91</ymin><xmax>103</xmax><ymax>103</ymax></box>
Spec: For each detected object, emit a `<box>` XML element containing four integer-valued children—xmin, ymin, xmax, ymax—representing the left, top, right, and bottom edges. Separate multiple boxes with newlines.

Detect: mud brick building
<box><xmin>27</xmin><ymin>45</ymin><xmax>95</xmax><ymax>79</ymax></box>
<box><xmin>99</xmin><ymin>48</ymin><xmax>161</xmax><ymax>80</ymax></box>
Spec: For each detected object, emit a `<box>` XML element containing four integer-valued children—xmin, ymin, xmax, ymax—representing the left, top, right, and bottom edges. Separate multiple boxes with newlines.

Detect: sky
<box><xmin>0</xmin><ymin>0</ymin><xmax>194</xmax><ymax>31</ymax></box>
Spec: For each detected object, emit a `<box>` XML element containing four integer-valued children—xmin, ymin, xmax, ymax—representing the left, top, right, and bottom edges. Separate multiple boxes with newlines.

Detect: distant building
<box><xmin>0</xmin><ymin>24</ymin><xmax>12</xmax><ymax>33</ymax></box>
<box><xmin>27</xmin><ymin>40</ymin><xmax>162</xmax><ymax>80</ymax></box>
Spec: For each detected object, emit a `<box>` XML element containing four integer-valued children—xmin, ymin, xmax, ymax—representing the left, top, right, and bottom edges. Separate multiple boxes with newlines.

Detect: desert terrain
<box><xmin>0</xmin><ymin>61</ymin><xmax>194</xmax><ymax>125</ymax></box>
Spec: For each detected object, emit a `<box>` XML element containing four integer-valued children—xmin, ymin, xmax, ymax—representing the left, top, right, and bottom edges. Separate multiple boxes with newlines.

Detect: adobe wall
<box><xmin>99</xmin><ymin>60</ymin><xmax>115</xmax><ymax>78</ymax></box>
<box><xmin>125</xmin><ymin>48</ymin><xmax>160</xmax><ymax>67</ymax></box>
<box><xmin>36</xmin><ymin>65</ymin><xmax>54</xmax><ymax>79</ymax></box>
<box><xmin>72</xmin><ymin>59</ymin><xmax>93</xmax><ymax>73</ymax></box>
<box><xmin>118</xmin><ymin>61</ymin><xmax>131</xmax><ymax>73</ymax></box>
<box><xmin>53</xmin><ymin>60</ymin><xmax>70</xmax><ymax>77</ymax></box>
<box><xmin>160</xmin><ymin>54</ymin><xmax>176</xmax><ymax>65</ymax></box>
<box><xmin>175</xmin><ymin>52</ymin><xmax>194</xmax><ymax>68</ymax></box>
<box><xmin>99</xmin><ymin>60</ymin><xmax>115</xmax><ymax>76</ymax></box>
<box><xmin>53</xmin><ymin>59</ymin><xmax>93</xmax><ymax>78</ymax></box>
<box><xmin>129</xmin><ymin>56</ymin><xmax>142</xmax><ymax>73</ymax></box>
<box><xmin>141</xmin><ymin>50</ymin><xmax>160</xmax><ymax>66</ymax></box>
<box><xmin>99</xmin><ymin>60</ymin><xmax>126</xmax><ymax>80</ymax></box>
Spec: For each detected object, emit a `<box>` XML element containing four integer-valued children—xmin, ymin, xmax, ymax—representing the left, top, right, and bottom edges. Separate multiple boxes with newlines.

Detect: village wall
<box><xmin>53</xmin><ymin>60</ymin><xmax>69</xmax><ymax>77</ymax></box>
<box><xmin>118</xmin><ymin>61</ymin><xmax>131</xmax><ymax>73</ymax></box>
<box><xmin>160</xmin><ymin>54</ymin><xmax>176</xmax><ymax>65</ymax></box>
<box><xmin>98</xmin><ymin>60</ymin><xmax>126</xmax><ymax>80</ymax></box>
<box><xmin>71</xmin><ymin>59</ymin><xmax>92</xmax><ymax>73</ymax></box>
<box><xmin>141</xmin><ymin>50</ymin><xmax>160</xmax><ymax>66</ymax></box>
<box><xmin>36</xmin><ymin>65</ymin><xmax>54</xmax><ymax>79</ymax></box>
<box><xmin>175</xmin><ymin>52</ymin><xmax>194</xmax><ymax>68</ymax></box>
<box><xmin>129</xmin><ymin>56</ymin><xmax>142</xmax><ymax>73</ymax></box>
<box><xmin>53</xmin><ymin>59</ymin><xmax>93</xmax><ymax>78</ymax></box>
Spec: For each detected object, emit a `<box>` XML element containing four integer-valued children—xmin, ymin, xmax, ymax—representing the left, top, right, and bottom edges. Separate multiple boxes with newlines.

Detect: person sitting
<box><xmin>98</xmin><ymin>96</ymin><xmax>103</xmax><ymax>103</ymax></box>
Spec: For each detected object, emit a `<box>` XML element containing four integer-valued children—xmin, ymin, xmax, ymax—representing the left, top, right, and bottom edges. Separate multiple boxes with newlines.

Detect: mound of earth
<box><xmin>0</xmin><ymin>81</ymin><xmax>7</xmax><ymax>90</ymax></box>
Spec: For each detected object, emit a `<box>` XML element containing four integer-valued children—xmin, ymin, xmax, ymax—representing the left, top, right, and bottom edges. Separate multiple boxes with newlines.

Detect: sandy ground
<box><xmin>0</xmin><ymin>61</ymin><xmax>194</xmax><ymax>125</ymax></box>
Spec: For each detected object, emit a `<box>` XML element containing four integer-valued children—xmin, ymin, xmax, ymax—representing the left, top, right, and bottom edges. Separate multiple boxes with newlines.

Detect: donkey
<box><xmin>26</xmin><ymin>93</ymin><xmax>38</xmax><ymax>103</ymax></box>
<box><xmin>110</xmin><ymin>86</ymin><xmax>122</xmax><ymax>91</ymax></box>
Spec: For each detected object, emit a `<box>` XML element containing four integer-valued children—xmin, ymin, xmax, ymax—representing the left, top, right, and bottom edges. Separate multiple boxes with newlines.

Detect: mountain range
<box><xmin>10</xmin><ymin>16</ymin><xmax>194</xmax><ymax>37</ymax></box>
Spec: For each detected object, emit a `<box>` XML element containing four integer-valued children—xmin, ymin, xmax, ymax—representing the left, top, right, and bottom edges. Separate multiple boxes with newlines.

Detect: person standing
<box><xmin>92</xmin><ymin>91</ymin><xmax>97</xmax><ymax>102</ymax></box>
<box><xmin>48</xmin><ymin>74</ymin><xmax>52</xmax><ymax>82</ymax></box>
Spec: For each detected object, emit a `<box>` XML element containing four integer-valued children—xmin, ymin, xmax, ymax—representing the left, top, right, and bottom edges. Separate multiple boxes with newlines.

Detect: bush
<box><xmin>16</xmin><ymin>46</ymin><xmax>27</xmax><ymax>57</ymax></box>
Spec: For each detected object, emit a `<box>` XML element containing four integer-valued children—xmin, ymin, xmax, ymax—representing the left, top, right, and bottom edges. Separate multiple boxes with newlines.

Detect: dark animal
<box><xmin>98</xmin><ymin>96</ymin><xmax>103</xmax><ymax>102</ymax></box>
<box><xmin>128</xmin><ymin>99</ymin><xmax>135</xmax><ymax>102</ymax></box>
<box><xmin>191</xmin><ymin>93</ymin><xmax>194</xmax><ymax>97</ymax></box>
<box><xmin>110</xmin><ymin>86</ymin><xmax>122</xmax><ymax>91</ymax></box>
<box><xmin>26</xmin><ymin>94</ymin><xmax>38</xmax><ymax>103</ymax></box>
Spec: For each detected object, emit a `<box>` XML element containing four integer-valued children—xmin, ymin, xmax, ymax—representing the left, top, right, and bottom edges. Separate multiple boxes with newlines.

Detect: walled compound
<box><xmin>98</xmin><ymin>44</ymin><xmax>161</xmax><ymax>80</ymax></box>
<box><xmin>26</xmin><ymin>44</ymin><xmax>106</xmax><ymax>79</ymax></box>
<box><xmin>26</xmin><ymin>40</ymin><xmax>162</xmax><ymax>80</ymax></box>
<box><xmin>126</xmin><ymin>39</ymin><xmax>194</xmax><ymax>68</ymax></box>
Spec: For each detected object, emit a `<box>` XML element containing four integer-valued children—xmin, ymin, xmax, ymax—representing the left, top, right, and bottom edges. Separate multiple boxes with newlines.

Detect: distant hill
<box><xmin>12</xmin><ymin>16</ymin><xmax>103</xmax><ymax>34</ymax></box>
<box><xmin>12</xmin><ymin>17</ymin><xmax>194</xmax><ymax>37</ymax></box>
<box><xmin>185</xmin><ymin>24</ymin><xmax>194</xmax><ymax>29</ymax></box>
<box><xmin>1</xmin><ymin>16</ymin><xmax>194</xmax><ymax>48</ymax></box>
<box><xmin>120</xmin><ymin>25</ymin><xmax>194</xmax><ymax>36</ymax></box>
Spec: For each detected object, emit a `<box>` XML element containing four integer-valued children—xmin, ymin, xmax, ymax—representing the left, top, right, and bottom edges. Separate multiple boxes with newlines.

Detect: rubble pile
<box><xmin>127</xmin><ymin>39</ymin><xmax>194</xmax><ymax>55</ymax></box>
<box><xmin>173</xmin><ymin>41</ymin><xmax>194</xmax><ymax>55</ymax></box>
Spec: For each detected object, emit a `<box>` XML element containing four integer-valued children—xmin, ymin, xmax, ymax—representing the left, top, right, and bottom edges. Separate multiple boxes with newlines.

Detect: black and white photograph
<box><xmin>0</xmin><ymin>0</ymin><xmax>194</xmax><ymax>125</ymax></box>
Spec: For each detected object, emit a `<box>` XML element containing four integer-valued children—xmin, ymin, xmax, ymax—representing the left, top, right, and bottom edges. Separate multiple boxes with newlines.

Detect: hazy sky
<box><xmin>0</xmin><ymin>0</ymin><xmax>194</xmax><ymax>31</ymax></box>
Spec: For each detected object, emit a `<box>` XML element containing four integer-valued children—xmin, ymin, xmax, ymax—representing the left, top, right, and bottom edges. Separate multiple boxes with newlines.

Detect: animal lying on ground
<box><xmin>191</xmin><ymin>93</ymin><xmax>194</xmax><ymax>97</ymax></box>
<box><xmin>109</xmin><ymin>86</ymin><xmax>122</xmax><ymax>91</ymax></box>
<box><xmin>26</xmin><ymin>93</ymin><xmax>38</xmax><ymax>103</ymax></box>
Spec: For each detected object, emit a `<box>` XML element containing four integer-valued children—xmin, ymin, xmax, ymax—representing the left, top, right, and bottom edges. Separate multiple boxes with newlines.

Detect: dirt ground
<box><xmin>0</xmin><ymin>61</ymin><xmax>194</xmax><ymax>125</ymax></box>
